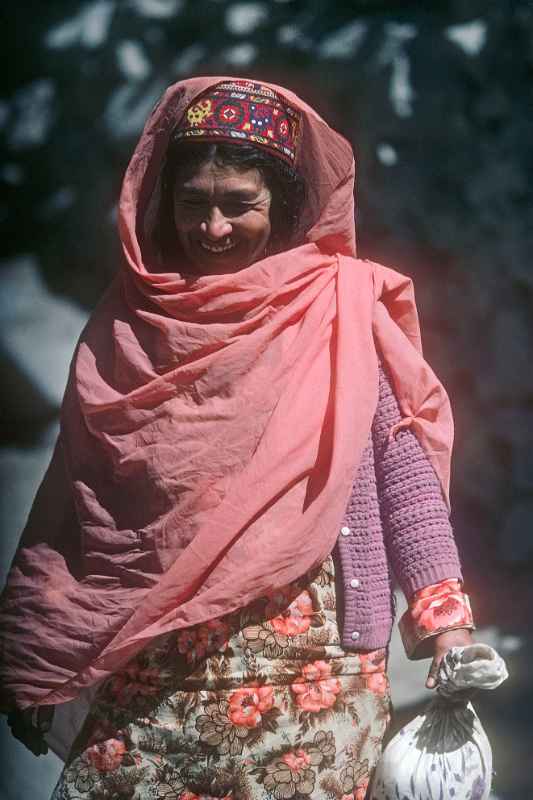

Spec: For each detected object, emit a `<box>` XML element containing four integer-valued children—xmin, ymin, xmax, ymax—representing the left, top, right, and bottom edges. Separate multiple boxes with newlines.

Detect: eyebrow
<box><xmin>175</xmin><ymin>187</ymin><xmax>262</xmax><ymax>201</ymax></box>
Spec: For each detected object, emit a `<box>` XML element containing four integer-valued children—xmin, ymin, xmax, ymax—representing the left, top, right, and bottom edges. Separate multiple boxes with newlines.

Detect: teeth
<box><xmin>199</xmin><ymin>240</ymin><xmax>236</xmax><ymax>254</ymax></box>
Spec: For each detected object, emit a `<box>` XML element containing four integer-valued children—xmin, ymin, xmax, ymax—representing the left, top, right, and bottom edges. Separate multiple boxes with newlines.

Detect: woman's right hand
<box><xmin>6</xmin><ymin>706</ymin><xmax>55</xmax><ymax>756</ymax></box>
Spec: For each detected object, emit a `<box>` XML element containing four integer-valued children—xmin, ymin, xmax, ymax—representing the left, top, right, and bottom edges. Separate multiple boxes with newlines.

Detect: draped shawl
<box><xmin>0</xmin><ymin>76</ymin><xmax>453</xmax><ymax>713</ymax></box>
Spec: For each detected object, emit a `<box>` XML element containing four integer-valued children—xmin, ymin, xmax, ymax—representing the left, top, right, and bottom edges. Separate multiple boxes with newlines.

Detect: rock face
<box><xmin>0</xmin><ymin>2</ymin><xmax>531</xmax><ymax>797</ymax></box>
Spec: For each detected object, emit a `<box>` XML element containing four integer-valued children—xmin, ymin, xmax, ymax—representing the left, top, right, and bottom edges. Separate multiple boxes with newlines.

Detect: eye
<box><xmin>174</xmin><ymin>199</ymin><xmax>208</xmax><ymax>219</ymax></box>
<box><xmin>176</xmin><ymin>198</ymin><xmax>206</xmax><ymax>209</ymax></box>
<box><xmin>220</xmin><ymin>201</ymin><xmax>251</xmax><ymax>217</ymax></box>
<box><xmin>175</xmin><ymin>198</ymin><xmax>254</xmax><ymax>218</ymax></box>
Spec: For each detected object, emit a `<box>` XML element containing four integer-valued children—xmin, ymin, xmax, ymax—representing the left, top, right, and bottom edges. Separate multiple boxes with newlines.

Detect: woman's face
<box><xmin>173</xmin><ymin>159</ymin><xmax>272</xmax><ymax>275</ymax></box>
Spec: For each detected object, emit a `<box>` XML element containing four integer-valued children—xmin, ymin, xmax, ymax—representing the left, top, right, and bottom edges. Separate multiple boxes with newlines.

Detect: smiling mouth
<box><xmin>199</xmin><ymin>239</ymin><xmax>237</xmax><ymax>255</ymax></box>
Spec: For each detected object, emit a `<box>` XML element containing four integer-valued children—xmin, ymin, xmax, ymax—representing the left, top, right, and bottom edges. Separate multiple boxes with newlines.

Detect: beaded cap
<box><xmin>173</xmin><ymin>79</ymin><xmax>302</xmax><ymax>164</ymax></box>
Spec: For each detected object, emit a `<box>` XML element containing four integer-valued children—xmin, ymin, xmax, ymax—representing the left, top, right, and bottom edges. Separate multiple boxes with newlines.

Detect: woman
<box><xmin>1</xmin><ymin>78</ymin><xmax>474</xmax><ymax>799</ymax></box>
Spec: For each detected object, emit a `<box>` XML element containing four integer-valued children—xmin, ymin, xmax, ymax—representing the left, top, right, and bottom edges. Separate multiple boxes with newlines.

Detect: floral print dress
<box><xmin>51</xmin><ymin>555</ymin><xmax>390</xmax><ymax>800</ymax></box>
<box><xmin>50</xmin><ymin>554</ymin><xmax>473</xmax><ymax>800</ymax></box>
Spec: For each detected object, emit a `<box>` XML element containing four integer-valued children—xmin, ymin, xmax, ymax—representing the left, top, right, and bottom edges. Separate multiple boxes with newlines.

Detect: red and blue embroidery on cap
<box><xmin>174</xmin><ymin>80</ymin><xmax>301</xmax><ymax>164</ymax></box>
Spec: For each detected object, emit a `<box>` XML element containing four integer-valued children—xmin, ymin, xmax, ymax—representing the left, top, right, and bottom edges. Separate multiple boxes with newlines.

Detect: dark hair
<box><xmin>155</xmin><ymin>138</ymin><xmax>307</xmax><ymax>264</ymax></box>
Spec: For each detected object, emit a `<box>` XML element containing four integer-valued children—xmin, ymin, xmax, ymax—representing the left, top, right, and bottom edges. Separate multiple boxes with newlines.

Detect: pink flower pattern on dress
<box><xmin>179</xmin><ymin>794</ymin><xmax>231</xmax><ymax>800</ymax></box>
<box><xmin>227</xmin><ymin>685</ymin><xmax>274</xmax><ymax>728</ymax></box>
<box><xmin>281</xmin><ymin>749</ymin><xmax>311</xmax><ymax>771</ymax></box>
<box><xmin>364</xmin><ymin>672</ymin><xmax>388</xmax><ymax>697</ymax></box>
<box><xmin>264</xmin><ymin>747</ymin><xmax>316</xmax><ymax>796</ymax></box>
<box><xmin>358</xmin><ymin>650</ymin><xmax>388</xmax><ymax>695</ymax></box>
<box><xmin>266</xmin><ymin>589</ymin><xmax>314</xmax><ymax>636</ymax></box>
<box><xmin>54</xmin><ymin>559</ymin><xmax>471</xmax><ymax>800</ymax></box>
<box><xmin>341</xmin><ymin>787</ymin><xmax>367</xmax><ymax>800</ymax></box>
<box><xmin>340</xmin><ymin>778</ymin><xmax>368</xmax><ymax>800</ymax></box>
<box><xmin>291</xmin><ymin>660</ymin><xmax>341</xmax><ymax>712</ymax></box>
<box><xmin>84</xmin><ymin>720</ymin><xmax>123</xmax><ymax>749</ymax></box>
<box><xmin>358</xmin><ymin>650</ymin><xmax>386</xmax><ymax>674</ymax></box>
<box><xmin>84</xmin><ymin>738</ymin><xmax>126</xmax><ymax>772</ymax></box>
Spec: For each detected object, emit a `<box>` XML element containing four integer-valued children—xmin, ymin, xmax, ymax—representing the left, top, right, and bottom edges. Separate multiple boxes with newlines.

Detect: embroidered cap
<box><xmin>173</xmin><ymin>79</ymin><xmax>301</xmax><ymax>164</ymax></box>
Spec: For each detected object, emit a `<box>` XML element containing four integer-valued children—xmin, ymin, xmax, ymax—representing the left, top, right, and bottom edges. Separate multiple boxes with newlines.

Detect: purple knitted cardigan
<box><xmin>335</xmin><ymin>364</ymin><xmax>462</xmax><ymax>652</ymax></box>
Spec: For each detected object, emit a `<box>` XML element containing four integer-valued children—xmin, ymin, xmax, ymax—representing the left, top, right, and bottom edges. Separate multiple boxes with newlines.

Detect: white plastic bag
<box><xmin>371</xmin><ymin>644</ymin><xmax>508</xmax><ymax>800</ymax></box>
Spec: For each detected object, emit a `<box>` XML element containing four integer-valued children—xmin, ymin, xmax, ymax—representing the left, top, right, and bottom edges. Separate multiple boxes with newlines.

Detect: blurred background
<box><xmin>1</xmin><ymin>0</ymin><xmax>532</xmax><ymax>797</ymax></box>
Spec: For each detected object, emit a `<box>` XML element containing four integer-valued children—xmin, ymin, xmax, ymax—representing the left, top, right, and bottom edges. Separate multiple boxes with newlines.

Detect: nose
<box><xmin>200</xmin><ymin>206</ymin><xmax>232</xmax><ymax>240</ymax></box>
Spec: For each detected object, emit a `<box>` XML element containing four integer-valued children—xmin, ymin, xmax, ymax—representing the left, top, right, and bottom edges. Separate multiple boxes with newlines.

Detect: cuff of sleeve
<box><xmin>399</xmin><ymin>580</ymin><xmax>475</xmax><ymax>660</ymax></box>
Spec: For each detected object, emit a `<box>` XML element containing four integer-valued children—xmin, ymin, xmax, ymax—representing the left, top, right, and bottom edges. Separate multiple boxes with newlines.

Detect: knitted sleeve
<box><xmin>372</xmin><ymin>364</ymin><xmax>474</xmax><ymax>658</ymax></box>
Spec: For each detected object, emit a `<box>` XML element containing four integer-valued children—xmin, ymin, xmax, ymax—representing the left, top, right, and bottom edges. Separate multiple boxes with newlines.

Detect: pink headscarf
<box><xmin>0</xmin><ymin>77</ymin><xmax>453</xmax><ymax>711</ymax></box>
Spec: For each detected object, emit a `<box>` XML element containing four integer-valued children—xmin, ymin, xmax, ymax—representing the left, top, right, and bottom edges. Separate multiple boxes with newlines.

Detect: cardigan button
<box><xmin>351</xmin><ymin>631</ymin><xmax>360</xmax><ymax>641</ymax></box>
<box><xmin>350</xmin><ymin>578</ymin><xmax>360</xmax><ymax>589</ymax></box>
<box><xmin>340</xmin><ymin>526</ymin><xmax>351</xmax><ymax>536</ymax></box>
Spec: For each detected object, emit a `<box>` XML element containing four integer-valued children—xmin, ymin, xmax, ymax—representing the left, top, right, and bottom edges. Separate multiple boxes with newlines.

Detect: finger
<box><xmin>426</xmin><ymin>657</ymin><xmax>441</xmax><ymax>689</ymax></box>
